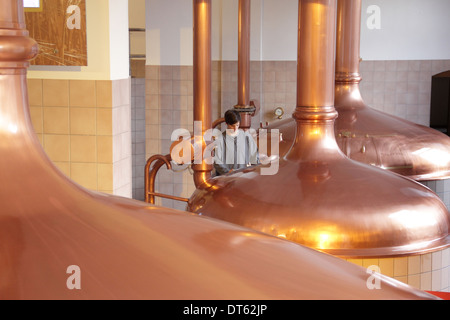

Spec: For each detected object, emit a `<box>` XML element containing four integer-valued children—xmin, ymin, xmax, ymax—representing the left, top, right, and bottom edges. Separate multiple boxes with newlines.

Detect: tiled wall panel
<box><xmin>28</xmin><ymin>77</ymin><xmax>132</xmax><ymax>198</ymax></box>
<box><xmin>347</xmin><ymin>248</ymin><xmax>450</xmax><ymax>292</ymax></box>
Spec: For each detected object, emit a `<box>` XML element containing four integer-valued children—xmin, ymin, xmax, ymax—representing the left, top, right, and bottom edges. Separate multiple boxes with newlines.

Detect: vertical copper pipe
<box><xmin>237</xmin><ymin>0</ymin><xmax>250</xmax><ymax>107</ymax></box>
<box><xmin>0</xmin><ymin>0</ymin><xmax>25</xmax><ymax>29</ymax></box>
<box><xmin>335</xmin><ymin>0</ymin><xmax>362</xmax><ymax>84</ymax></box>
<box><xmin>286</xmin><ymin>0</ymin><xmax>338</xmax><ymax>162</ymax></box>
<box><xmin>295</xmin><ymin>0</ymin><xmax>336</xmax><ymax>110</ymax></box>
<box><xmin>192</xmin><ymin>0</ymin><xmax>212</xmax><ymax>188</ymax></box>
<box><xmin>334</xmin><ymin>0</ymin><xmax>364</xmax><ymax>109</ymax></box>
<box><xmin>0</xmin><ymin>0</ymin><xmax>38</xmax><ymax>140</ymax></box>
<box><xmin>234</xmin><ymin>0</ymin><xmax>253</xmax><ymax>130</ymax></box>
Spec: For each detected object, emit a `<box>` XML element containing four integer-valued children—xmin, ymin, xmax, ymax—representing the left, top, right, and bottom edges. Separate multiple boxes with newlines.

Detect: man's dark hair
<box><xmin>224</xmin><ymin>109</ymin><xmax>241</xmax><ymax>125</ymax></box>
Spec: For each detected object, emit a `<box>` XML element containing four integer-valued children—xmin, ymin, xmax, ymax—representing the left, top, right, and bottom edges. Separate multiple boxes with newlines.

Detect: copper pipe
<box><xmin>233</xmin><ymin>0</ymin><xmax>255</xmax><ymax>131</ymax></box>
<box><xmin>0</xmin><ymin>0</ymin><xmax>25</xmax><ymax>30</ymax></box>
<box><xmin>295</xmin><ymin>0</ymin><xmax>336</xmax><ymax>110</ymax></box>
<box><xmin>212</xmin><ymin>117</ymin><xmax>225</xmax><ymax>129</ymax></box>
<box><xmin>287</xmin><ymin>0</ymin><xmax>338</xmax><ymax>161</ymax></box>
<box><xmin>144</xmin><ymin>154</ymin><xmax>172</xmax><ymax>204</ymax></box>
<box><xmin>192</xmin><ymin>0</ymin><xmax>212</xmax><ymax>188</ymax></box>
<box><xmin>147</xmin><ymin>192</ymin><xmax>189</xmax><ymax>203</ymax></box>
<box><xmin>335</xmin><ymin>0</ymin><xmax>361</xmax><ymax>84</ymax></box>
<box><xmin>236</xmin><ymin>0</ymin><xmax>250</xmax><ymax>108</ymax></box>
<box><xmin>0</xmin><ymin>0</ymin><xmax>439</xmax><ymax>301</ymax></box>
<box><xmin>144</xmin><ymin>153</ymin><xmax>190</xmax><ymax>204</ymax></box>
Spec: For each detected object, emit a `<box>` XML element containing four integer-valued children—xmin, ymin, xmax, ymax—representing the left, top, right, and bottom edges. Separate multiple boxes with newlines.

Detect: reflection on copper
<box><xmin>191</xmin><ymin>0</ymin><xmax>213</xmax><ymax>189</ymax></box>
<box><xmin>233</xmin><ymin>0</ymin><xmax>256</xmax><ymax>130</ymax></box>
<box><xmin>236</xmin><ymin>0</ymin><xmax>250</xmax><ymax>109</ymax></box>
<box><xmin>4</xmin><ymin>0</ymin><xmax>439</xmax><ymax>300</ymax></box>
<box><xmin>267</xmin><ymin>0</ymin><xmax>450</xmax><ymax>181</ymax></box>
<box><xmin>188</xmin><ymin>0</ymin><xmax>450</xmax><ymax>259</ymax></box>
<box><xmin>333</xmin><ymin>0</ymin><xmax>450</xmax><ymax>180</ymax></box>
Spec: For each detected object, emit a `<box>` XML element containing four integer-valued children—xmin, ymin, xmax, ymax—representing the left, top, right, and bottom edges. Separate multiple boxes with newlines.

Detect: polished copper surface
<box><xmin>266</xmin><ymin>0</ymin><xmax>450</xmax><ymax>181</ymax></box>
<box><xmin>3</xmin><ymin>0</ymin><xmax>439</xmax><ymax>301</ymax></box>
<box><xmin>192</xmin><ymin>0</ymin><xmax>213</xmax><ymax>188</ymax></box>
<box><xmin>233</xmin><ymin>0</ymin><xmax>256</xmax><ymax>130</ymax></box>
<box><xmin>188</xmin><ymin>0</ymin><xmax>450</xmax><ymax>258</ymax></box>
<box><xmin>333</xmin><ymin>0</ymin><xmax>450</xmax><ymax>180</ymax></box>
<box><xmin>236</xmin><ymin>0</ymin><xmax>250</xmax><ymax>109</ymax></box>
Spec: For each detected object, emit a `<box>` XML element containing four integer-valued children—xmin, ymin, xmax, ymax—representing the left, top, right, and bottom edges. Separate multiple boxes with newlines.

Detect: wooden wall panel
<box><xmin>25</xmin><ymin>0</ymin><xmax>87</xmax><ymax>66</ymax></box>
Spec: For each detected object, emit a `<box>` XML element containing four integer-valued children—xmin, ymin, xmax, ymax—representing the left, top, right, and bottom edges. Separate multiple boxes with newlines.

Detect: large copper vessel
<box><xmin>188</xmin><ymin>0</ymin><xmax>450</xmax><ymax>258</ymax></box>
<box><xmin>3</xmin><ymin>0</ymin><xmax>440</xmax><ymax>301</ymax></box>
<box><xmin>266</xmin><ymin>0</ymin><xmax>450</xmax><ymax>181</ymax></box>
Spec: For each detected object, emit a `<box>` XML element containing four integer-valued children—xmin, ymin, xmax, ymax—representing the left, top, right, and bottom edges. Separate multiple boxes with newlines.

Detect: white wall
<box><xmin>145</xmin><ymin>0</ymin><xmax>450</xmax><ymax>65</ymax></box>
<box><xmin>146</xmin><ymin>0</ymin><xmax>192</xmax><ymax>65</ymax></box>
<box><xmin>360</xmin><ymin>0</ymin><xmax>450</xmax><ymax>61</ymax></box>
<box><xmin>109</xmin><ymin>0</ymin><xmax>130</xmax><ymax>80</ymax></box>
<box><xmin>260</xmin><ymin>0</ymin><xmax>297</xmax><ymax>61</ymax></box>
<box><xmin>145</xmin><ymin>0</ymin><xmax>293</xmax><ymax>64</ymax></box>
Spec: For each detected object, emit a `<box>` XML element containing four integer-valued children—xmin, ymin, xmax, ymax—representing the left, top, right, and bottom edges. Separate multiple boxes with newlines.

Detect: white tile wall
<box><xmin>347</xmin><ymin>248</ymin><xmax>450</xmax><ymax>292</ymax></box>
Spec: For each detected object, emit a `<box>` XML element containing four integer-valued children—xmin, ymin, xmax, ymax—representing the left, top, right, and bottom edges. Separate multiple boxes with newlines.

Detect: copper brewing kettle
<box><xmin>266</xmin><ymin>0</ymin><xmax>450</xmax><ymax>181</ymax></box>
<box><xmin>188</xmin><ymin>0</ymin><xmax>450</xmax><ymax>259</ymax></box>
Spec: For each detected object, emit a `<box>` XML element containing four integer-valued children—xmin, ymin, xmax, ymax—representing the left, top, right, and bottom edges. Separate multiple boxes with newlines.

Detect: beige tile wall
<box><xmin>28</xmin><ymin>77</ymin><xmax>132</xmax><ymax>198</ymax></box>
<box><xmin>347</xmin><ymin>248</ymin><xmax>450</xmax><ymax>292</ymax></box>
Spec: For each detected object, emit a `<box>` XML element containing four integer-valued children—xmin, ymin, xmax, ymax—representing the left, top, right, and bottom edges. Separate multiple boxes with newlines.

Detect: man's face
<box><xmin>227</xmin><ymin>121</ymin><xmax>240</xmax><ymax>133</ymax></box>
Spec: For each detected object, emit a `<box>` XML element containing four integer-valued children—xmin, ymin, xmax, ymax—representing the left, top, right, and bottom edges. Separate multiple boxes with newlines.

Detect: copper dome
<box><xmin>265</xmin><ymin>0</ymin><xmax>450</xmax><ymax>181</ymax></box>
<box><xmin>188</xmin><ymin>0</ymin><xmax>450</xmax><ymax>259</ymax></box>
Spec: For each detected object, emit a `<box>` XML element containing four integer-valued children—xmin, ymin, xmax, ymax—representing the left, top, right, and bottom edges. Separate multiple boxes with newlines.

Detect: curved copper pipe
<box><xmin>144</xmin><ymin>153</ymin><xmax>190</xmax><ymax>204</ymax></box>
<box><xmin>144</xmin><ymin>154</ymin><xmax>171</xmax><ymax>204</ymax></box>
<box><xmin>212</xmin><ymin>117</ymin><xmax>225</xmax><ymax>129</ymax></box>
<box><xmin>335</xmin><ymin>0</ymin><xmax>361</xmax><ymax>84</ymax></box>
